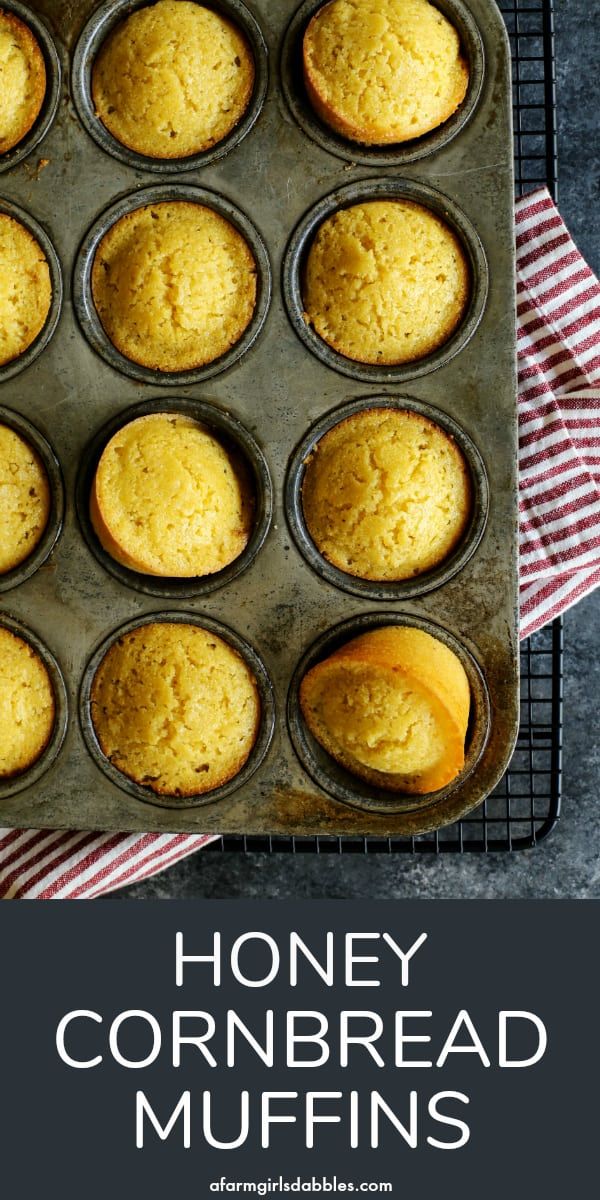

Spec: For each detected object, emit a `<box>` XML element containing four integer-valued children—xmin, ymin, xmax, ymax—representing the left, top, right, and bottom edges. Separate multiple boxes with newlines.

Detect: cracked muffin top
<box><xmin>0</xmin><ymin>422</ymin><xmax>51</xmax><ymax>574</ymax></box>
<box><xmin>90</xmin><ymin>200</ymin><xmax>257</xmax><ymax>373</ymax></box>
<box><xmin>0</xmin><ymin>212</ymin><xmax>52</xmax><ymax>367</ymax></box>
<box><xmin>303</xmin><ymin>199</ymin><xmax>469</xmax><ymax>365</ymax></box>
<box><xmin>303</xmin><ymin>0</ymin><xmax>468</xmax><ymax>145</ymax></box>
<box><xmin>92</xmin><ymin>0</ymin><xmax>255</xmax><ymax>159</ymax></box>
<box><xmin>90</xmin><ymin>621</ymin><xmax>261</xmax><ymax>797</ymax></box>
<box><xmin>0</xmin><ymin>625</ymin><xmax>55</xmax><ymax>779</ymax></box>
<box><xmin>90</xmin><ymin>412</ymin><xmax>253</xmax><ymax>578</ymax></box>
<box><xmin>302</xmin><ymin>408</ymin><xmax>471</xmax><ymax>582</ymax></box>
<box><xmin>0</xmin><ymin>9</ymin><xmax>46</xmax><ymax>155</ymax></box>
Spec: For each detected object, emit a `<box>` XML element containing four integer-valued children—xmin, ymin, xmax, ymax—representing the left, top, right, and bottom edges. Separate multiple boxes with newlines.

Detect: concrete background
<box><xmin>113</xmin><ymin>0</ymin><xmax>600</xmax><ymax>899</ymax></box>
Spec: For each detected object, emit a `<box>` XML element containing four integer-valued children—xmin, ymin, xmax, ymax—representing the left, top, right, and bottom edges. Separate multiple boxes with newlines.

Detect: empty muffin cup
<box><xmin>0</xmin><ymin>405</ymin><xmax>64</xmax><ymax>593</ymax></box>
<box><xmin>0</xmin><ymin>1</ymin><xmax>61</xmax><ymax>174</ymax></box>
<box><xmin>73</xmin><ymin>184</ymin><xmax>271</xmax><ymax>385</ymax></box>
<box><xmin>285</xmin><ymin>395</ymin><xmax>488</xmax><ymax>600</ymax></box>
<box><xmin>0</xmin><ymin>614</ymin><xmax>68</xmax><ymax>801</ymax></box>
<box><xmin>0</xmin><ymin>198</ymin><xmax>62</xmax><ymax>383</ymax></box>
<box><xmin>76</xmin><ymin>397</ymin><xmax>272</xmax><ymax>599</ymax></box>
<box><xmin>288</xmin><ymin>611</ymin><xmax>490</xmax><ymax>820</ymax></box>
<box><xmin>72</xmin><ymin>0</ymin><xmax>268</xmax><ymax>173</ymax></box>
<box><xmin>280</xmin><ymin>0</ymin><xmax>484</xmax><ymax>167</ymax></box>
<box><xmin>80</xmin><ymin>612</ymin><xmax>276</xmax><ymax>809</ymax></box>
<box><xmin>282</xmin><ymin>177</ymin><xmax>488</xmax><ymax>384</ymax></box>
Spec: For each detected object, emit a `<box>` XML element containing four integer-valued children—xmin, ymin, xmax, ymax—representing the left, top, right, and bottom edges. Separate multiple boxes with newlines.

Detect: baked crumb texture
<box><xmin>92</xmin><ymin>0</ymin><xmax>255</xmax><ymax>158</ymax></box>
<box><xmin>0</xmin><ymin>423</ymin><xmax>50</xmax><ymax>573</ymax></box>
<box><xmin>303</xmin><ymin>199</ymin><xmax>470</xmax><ymax>365</ymax></box>
<box><xmin>91</xmin><ymin>412</ymin><xmax>253</xmax><ymax>577</ymax></box>
<box><xmin>300</xmin><ymin>625</ymin><xmax>471</xmax><ymax>794</ymax></box>
<box><xmin>0</xmin><ymin>212</ymin><xmax>52</xmax><ymax>366</ymax></box>
<box><xmin>0</xmin><ymin>9</ymin><xmax>46</xmax><ymax>155</ymax></box>
<box><xmin>91</xmin><ymin>622</ymin><xmax>261</xmax><ymax>796</ymax></box>
<box><xmin>0</xmin><ymin>626</ymin><xmax>55</xmax><ymax>778</ymax></box>
<box><xmin>302</xmin><ymin>408</ymin><xmax>471</xmax><ymax>581</ymax></box>
<box><xmin>91</xmin><ymin>200</ymin><xmax>257</xmax><ymax>372</ymax></box>
<box><xmin>303</xmin><ymin>0</ymin><xmax>469</xmax><ymax>145</ymax></box>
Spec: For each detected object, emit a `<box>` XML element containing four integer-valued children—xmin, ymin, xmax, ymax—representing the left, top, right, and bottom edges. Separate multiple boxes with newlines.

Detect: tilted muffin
<box><xmin>0</xmin><ymin>9</ymin><xmax>46</xmax><ymax>155</ymax></box>
<box><xmin>0</xmin><ymin>423</ymin><xmax>51</xmax><ymax>573</ymax></box>
<box><xmin>302</xmin><ymin>408</ymin><xmax>471</xmax><ymax>581</ymax></box>
<box><xmin>303</xmin><ymin>199</ymin><xmax>469</xmax><ymax>364</ymax></box>
<box><xmin>90</xmin><ymin>622</ymin><xmax>261</xmax><ymax>796</ymax></box>
<box><xmin>92</xmin><ymin>0</ymin><xmax>254</xmax><ymax>159</ymax></box>
<box><xmin>303</xmin><ymin>0</ymin><xmax>468</xmax><ymax>145</ymax></box>
<box><xmin>0</xmin><ymin>625</ymin><xmax>55</xmax><ymax>777</ymax></box>
<box><xmin>300</xmin><ymin>625</ymin><xmax>470</xmax><ymax>794</ymax></box>
<box><xmin>90</xmin><ymin>412</ymin><xmax>253</xmax><ymax>577</ymax></box>
<box><xmin>91</xmin><ymin>201</ymin><xmax>257</xmax><ymax>372</ymax></box>
<box><xmin>0</xmin><ymin>213</ymin><xmax>52</xmax><ymax>366</ymax></box>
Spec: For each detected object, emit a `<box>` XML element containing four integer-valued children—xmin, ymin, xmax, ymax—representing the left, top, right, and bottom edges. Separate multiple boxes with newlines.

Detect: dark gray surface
<box><xmin>115</xmin><ymin>0</ymin><xmax>600</xmax><ymax>900</ymax></box>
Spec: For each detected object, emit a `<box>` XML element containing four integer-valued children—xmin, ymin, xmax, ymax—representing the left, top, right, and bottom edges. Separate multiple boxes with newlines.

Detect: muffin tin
<box><xmin>0</xmin><ymin>0</ymin><xmax>518</xmax><ymax>837</ymax></box>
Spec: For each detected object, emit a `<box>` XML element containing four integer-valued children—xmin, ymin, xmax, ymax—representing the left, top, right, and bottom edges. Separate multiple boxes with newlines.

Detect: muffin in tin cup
<box><xmin>283</xmin><ymin>177</ymin><xmax>488</xmax><ymax>384</ymax></box>
<box><xmin>73</xmin><ymin>184</ymin><xmax>271</xmax><ymax>386</ymax></box>
<box><xmin>72</xmin><ymin>0</ymin><xmax>268</xmax><ymax>172</ymax></box>
<box><xmin>76</xmin><ymin>397</ymin><xmax>273</xmax><ymax>599</ymax></box>
<box><xmin>281</xmin><ymin>0</ymin><xmax>484</xmax><ymax>167</ymax></box>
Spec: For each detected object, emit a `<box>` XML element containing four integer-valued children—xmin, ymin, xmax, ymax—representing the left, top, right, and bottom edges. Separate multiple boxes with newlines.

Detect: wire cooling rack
<box><xmin>210</xmin><ymin>0</ymin><xmax>563</xmax><ymax>856</ymax></box>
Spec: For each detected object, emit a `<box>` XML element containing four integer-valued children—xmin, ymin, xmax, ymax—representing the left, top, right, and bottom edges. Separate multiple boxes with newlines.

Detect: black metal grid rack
<box><xmin>210</xmin><ymin>0</ymin><xmax>563</xmax><ymax>856</ymax></box>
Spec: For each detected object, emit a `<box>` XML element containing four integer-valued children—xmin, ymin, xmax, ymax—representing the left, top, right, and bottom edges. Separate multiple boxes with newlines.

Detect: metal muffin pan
<box><xmin>0</xmin><ymin>0</ymin><xmax>62</xmax><ymax>175</ymax></box>
<box><xmin>0</xmin><ymin>0</ymin><xmax>518</xmax><ymax>838</ymax></box>
<box><xmin>0</xmin><ymin>404</ymin><xmax>64</xmax><ymax>593</ymax></box>
<box><xmin>75</xmin><ymin>395</ymin><xmax>273</xmax><ymax>599</ymax></box>
<box><xmin>280</xmin><ymin>0</ymin><xmax>485</xmax><ymax>168</ymax></box>
<box><xmin>79</xmin><ymin>611</ymin><xmax>276</xmax><ymax>810</ymax></box>
<box><xmin>285</xmin><ymin>394</ymin><xmax>489</xmax><ymax>602</ymax></box>
<box><xmin>72</xmin><ymin>0</ymin><xmax>269</xmax><ymax>174</ymax></box>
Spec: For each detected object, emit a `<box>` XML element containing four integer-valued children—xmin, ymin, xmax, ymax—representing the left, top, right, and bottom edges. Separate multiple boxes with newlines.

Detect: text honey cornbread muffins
<box><xmin>0</xmin><ymin>625</ymin><xmax>55</xmax><ymax>778</ymax></box>
<box><xmin>0</xmin><ymin>8</ymin><xmax>46</xmax><ymax>155</ymax></box>
<box><xmin>303</xmin><ymin>199</ymin><xmax>470</xmax><ymax>365</ymax></box>
<box><xmin>300</xmin><ymin>625</ymin><xmax>471</xmax><ymax>794</ymax></box>
<box><xmin>90</xmin><ymin>622</ymin><xmax>261</xmax><ymax>797</ymax></box>
<box><xmin>91</xmin><ymin>200</ymin><xmax>257</xmax><ymax>372</ymax></box>
<box><xmin>0</xmin><ymin>212</ymin><xmax>51</xmax><ymax>366</ymax></box>
<box><xmin>302</xmin><ymin>0</ymin><xmax>469</xmax><ymax>145</ymax></box>
<box><xmin>91</xmin><ymin>0</ymin><xmax>255</xmax><ymax>159</ymax></box>
<box><xmin>90</xmin><ymin>412</ymin><xmax>253</xmax><ymax>577</ymax></box>
<box><xmin>0</xmin><ymin>422</ymin><xmax>50</xmax><ymax>573</ymax></box>
<box><xmin>302</xmin><ymin>408</ymin><xmax>471</xmax><ymax>581</ymax></box>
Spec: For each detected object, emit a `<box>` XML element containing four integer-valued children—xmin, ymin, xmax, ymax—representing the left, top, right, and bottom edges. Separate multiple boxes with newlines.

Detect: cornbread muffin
<box><xmin>90</xmin><ymin>413</ymin><xmax>253</xmax><ymax>577</ymax></box>
<box><xmin>303</xmin><ymin>0</ymin><xmax>468</xmax><ymax>145</ymax></box>
<box><xmin>0</xmin><ymin>625</ymin><xmax>55</xmax><ymax>778</ymax></box>
<box><xmin>91</xmin><ymin>201</ymin><xmax>257</xmax><ymax>372</ymax></box>
<box><xmin>304</xmin><ymin>199</ymin><xmax>469</xmax><ymax>364</ymax></box>
<box><xmin>0</xmin><ymin>212</ymin><xmax>52</xmax><ymax>366</ymax></box>
<box><xmin>0</xmin><ymin>423</ymin><xmax>50</xmax><ymax>573</ymax></box>
<box><xmin>302</xmin><ymin>408</ymin><xmax>471</xmax><ymax>580</ymax></box>
<box><xmin>300</xmin><ymin>625</ymin><xmax>470</xmax><ymax>794</ymax></box>
<box><xmin>92</xmin><ymin>0</ymin><xmax>254</xmax><ymax>159</ymax></box>
<box><xmin>0</xmin><ymin>10</ymin><xmax>46</xmax><ymax>155</ymax></box>
<box><xmin>91</xmin><ymin>622</ymin><xmax>260</xmax><ymax>796</ymax></box>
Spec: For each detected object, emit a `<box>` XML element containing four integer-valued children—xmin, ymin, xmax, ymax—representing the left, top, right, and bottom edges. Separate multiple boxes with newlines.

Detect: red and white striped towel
<box><xmin>517</xmin><ymin>189</ymin><xmax>600</xmax><ymax>636</ymax></box>
<box><xmin>1</xmin><ymin>187</ymin><xmax>598</xmax><ymax>899</ymax></box>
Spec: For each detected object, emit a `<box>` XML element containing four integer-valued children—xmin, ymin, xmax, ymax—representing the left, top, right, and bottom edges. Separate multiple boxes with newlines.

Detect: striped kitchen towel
<box><xmin>1</xmin><ymin>187</ymin><xmax>598</xmax><ymax>899</ymax></box>
<box><xmin>517</xmin><ymin>188</ymin><xmax>600</xmax><ymax>637</ymax></box>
